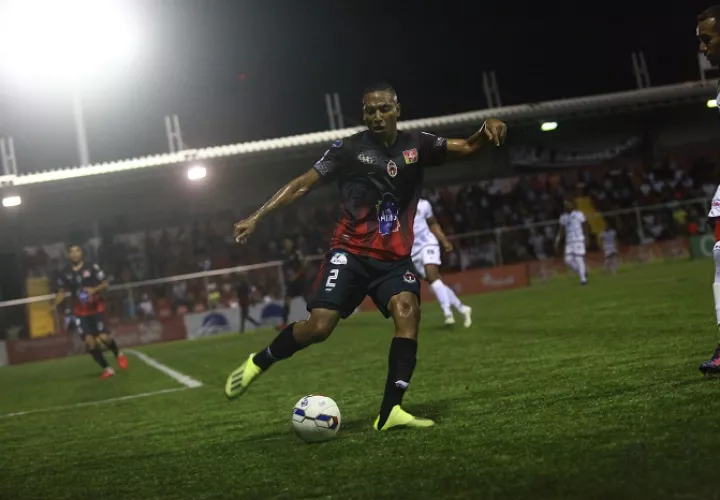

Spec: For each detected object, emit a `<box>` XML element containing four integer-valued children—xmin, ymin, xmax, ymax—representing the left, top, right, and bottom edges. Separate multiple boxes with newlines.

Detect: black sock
<box><xmin>377</xmin><ymin>337</ymin><xmax>417</xmax><ymax>428</ymax></box>
<box><xmin>252</xmin><ymin>323</ymin><xmax>303</xmax><ymax>370</ymax></box>
<box><xmin>248</xmin><ymin>316</ymin><xmax>260</xmax><ymax>326</ymax></box>
<box><xmin>90</xmin><ymin>348</ymin><xmax>109</xmax><ymax>369</ymax></box>
<box><xmin>104</xmin><ymin>339</ymin><xmax>119</xmax><ymax>357</ymax></box>
<box><xmin>282</xmin><ymin>303</ymin><xmax>290</xmax><ymax>325</ymax></box>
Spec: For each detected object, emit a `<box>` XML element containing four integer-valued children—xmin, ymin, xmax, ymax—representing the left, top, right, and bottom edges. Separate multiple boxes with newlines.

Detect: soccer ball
<box><xmin>291</xmin><ymin>395</ymin><xmax>341</xmax><ymax>443</ymax></box>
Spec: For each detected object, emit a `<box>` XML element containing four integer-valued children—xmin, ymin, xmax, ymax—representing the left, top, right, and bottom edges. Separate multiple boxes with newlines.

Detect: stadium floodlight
<box><xmin>540</xmin><ymin>121</ymin><xmax>558</xmax><ymax>132</ymax></box>
<box><xmin>0</xmin><ymin>0</ymin><xmax>141</xmax><ymax>166</ymax></box>
<box><xmin>707</xmin><ymin>99</ymin><xmax>718</xmax><ymax>109</ymax></box>
<box><xmin>0</xmin><ymin>0</ymin><xmax>139</xmax><ymax>86</ymax></box>
<box><xmin>2</xmin><ymin>195</ymin><xmax>22</xmax><ymax>208</ymax></box>
<box><xmin>187</xmin><ymin>165</ymin><xmax>207</xmax><ymax>181</ymax></box>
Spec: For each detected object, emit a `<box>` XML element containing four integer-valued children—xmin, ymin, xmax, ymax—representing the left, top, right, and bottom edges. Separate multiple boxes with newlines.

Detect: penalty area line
<box><xmin>0</xmin><ymin>387</ymin><xmax>189</xmax><ymax>419</ymax></box>
<box><xmin>125</xmin><ymin>349</ymin><xmax>203</xmax><ymax>388</ymax></box>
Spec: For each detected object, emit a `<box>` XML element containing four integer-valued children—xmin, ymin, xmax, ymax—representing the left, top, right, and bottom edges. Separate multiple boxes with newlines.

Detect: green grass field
<box><xmin>1</xmin><ymin>260</ymin><xmax>720</xmax><ymax>500</ymax></box>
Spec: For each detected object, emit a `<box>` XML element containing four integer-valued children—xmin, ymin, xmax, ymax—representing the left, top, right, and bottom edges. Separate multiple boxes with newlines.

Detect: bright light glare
<box><xmin>708</xmin><ymin>99</ymin><xmax>718</xmax><ymax>108</ymax></box>
<box><xmin>0</xmin><ymin>0</ymin><xmax>140</xmax><ymax>86</ymax></box>
<box><xmin>2</xmin><ymin>196</ymin><xmax>22</xmax><ymax>207</ymax></box>
<box><xmin>187</xmin><ymin>165</ymin><xmax>207</xmax><ymax>181</ymax></box>
<box><xmin>541</xmin><ymin>121</ymin><xmax>558</xmax><ymax>132</ymax></box>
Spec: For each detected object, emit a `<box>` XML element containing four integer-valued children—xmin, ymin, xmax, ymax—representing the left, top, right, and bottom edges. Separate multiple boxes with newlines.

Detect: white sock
<box><xmin>576</xmin><ymin>256</ymin><xmax>587</xmax><ymax>281</ymax></box>
<box><xmin>444</xmin><ymin>283</ymin><xmax>465</xmax><ymax>312</ymax></box>
<box><xmin>713</xmin><ymin>242</ymin><xmax>720</xmax><ymax>327</ymax></box>
<box><xmin>430</xmin><ymin>280</ymin><xmax>452</xmax><ymax>317</ymax></box>
<box><xmin>564</xmin><ymin>254</ymin><xmax>578</xmax><ymax>273</ymax></box>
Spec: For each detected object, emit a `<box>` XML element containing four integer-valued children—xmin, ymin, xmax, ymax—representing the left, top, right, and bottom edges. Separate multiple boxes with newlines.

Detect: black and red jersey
<box><xmin>312</xmin><ymin>130</ymin><xmax>448</xmax><ymax>261</ymax></box>
<box><xmin>56</xmin><ymin>261</ymin><xmax>107</xmax><ymax>316</ymax></box>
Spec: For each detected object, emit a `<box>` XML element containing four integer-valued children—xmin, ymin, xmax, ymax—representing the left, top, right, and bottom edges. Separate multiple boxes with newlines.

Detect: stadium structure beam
<box><xmin>4</xmin><ymin>80</ymin><xmax>716</xmax><ymax>188</ymax></box>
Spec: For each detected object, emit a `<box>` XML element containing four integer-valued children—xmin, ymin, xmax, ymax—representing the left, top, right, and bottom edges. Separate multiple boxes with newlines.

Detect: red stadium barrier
<box><xmin>4</xmin><ymin>317</ymin><xmax>188</xmax><ymax>365</ymax></box>
<box><xmin>357</xmin><ymin>263</ymin><xmax>530</xmax><ymax>312</ymax></box>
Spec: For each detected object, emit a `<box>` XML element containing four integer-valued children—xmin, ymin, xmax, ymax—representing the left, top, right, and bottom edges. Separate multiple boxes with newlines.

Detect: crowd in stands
<box><xmin>19</xmin><ymin>150</ymin><xmax>720</xmax><ymax>321</ymax></box>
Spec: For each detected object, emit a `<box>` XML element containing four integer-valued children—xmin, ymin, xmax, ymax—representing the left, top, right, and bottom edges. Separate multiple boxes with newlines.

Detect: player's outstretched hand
<box><xmin>234</xmin><ymin>217</ymin><xmax>257</xmax><ymax>244</ymax></box>
<box><xmin>442</xmin><ymin>241</ymin><xmax>454</xmax><ymax>253</ymax></box>
<box><xmin>483</xmin><ymin>118</ymin><xmax>507</xmax><ymax>146</ymax></box>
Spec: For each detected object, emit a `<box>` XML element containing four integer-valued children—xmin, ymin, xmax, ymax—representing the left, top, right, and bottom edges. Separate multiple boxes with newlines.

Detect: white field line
<box><xmin>0</xmin><ymin>387</ymin><xmax>189</xmax><ymax>419</ymax></box>
<box><xmin>125</xmin><ymin>349</ymin><xmax>203</xmax><ymax>389</ymax></box>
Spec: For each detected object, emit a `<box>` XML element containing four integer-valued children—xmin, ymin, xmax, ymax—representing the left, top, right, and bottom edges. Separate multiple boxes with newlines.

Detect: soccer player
<box><xmin>696</xmin><ymin>6</ymin><xmax>720</xmax><ymax>374</ymax></box>
<box><xmin>411</xmin><ymin>198</ymin><xmax>472</xmax><ymax>327</ymax></box>
<box><xmin>55</xmin><ymin>244</ymin><xmax>128</xmax><ymax>378</ymax></box>
<box><xmin>280</xmin><ymin>237</ymin><xmax>306</xmax><ymax>329</ymax></box>
<box><xmin>599</xmin><ymin>222</ymin><xmax>619</xmax><ymax>275</ymax></box>
<box><xmin>225</xmin><ymin>83</ymin><xmax>507</xmax><ymax>430</ymax></box>
<box><xmin>555</xmin><ymin>200</ymin><xmax>589</xmax><ymax>285</ymax></box>
<box><xmin>236</xmin><ymin>275</ymin><xmax>260</xmax><ymax>333</ymax></box>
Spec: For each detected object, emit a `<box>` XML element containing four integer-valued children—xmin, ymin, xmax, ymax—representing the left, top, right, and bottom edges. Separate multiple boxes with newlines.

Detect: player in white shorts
<box><xmin>599</xmin><ymin>223</ymin><xmax>619</xmax><ymax>275</ymax></box>
<box><xmin>699</xmin><ymin>182</ymin><xmax>720</xmax><ymax>374</ymax></box>
<box><xmin>697</xmin><ymin>7</ymin><xmax>720</xmax><ymax>374</ymax></box>
<box><xmin>411</xmin><ymin>199</ymin><xmax>472</xmax><ymax>327</ymax></box>
<box><xmin>554</xmin><ymin>200</ymin><xmax>589</xmax><ymax>285</ymax></box>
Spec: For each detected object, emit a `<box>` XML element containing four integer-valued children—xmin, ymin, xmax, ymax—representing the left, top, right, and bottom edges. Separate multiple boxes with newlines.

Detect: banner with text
<box><xmin>358</xmin><ymin>263</ymin><xmax>530</xmax><ymax>312</ymax></box>
<box><xmin>5</xmin><ymin>317</ymin><xmax>187</xmax><ymax>365</ymax></box>
<box><xmin>183</xmin><ymin>298</ymin><xmax>308</xmax><ymax>340</ymax></box>
<box><xmin>689</xmin><ymin>234</ymin><xmax>715</xmax><ymax>259</ymax></box>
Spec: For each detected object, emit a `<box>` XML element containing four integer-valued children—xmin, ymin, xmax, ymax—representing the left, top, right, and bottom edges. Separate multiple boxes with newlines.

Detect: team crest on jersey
<box><xmin>386</xmin><ymin>160</ymin><xmax>398</xmax><ymax>178</ymax></box>
<box><xmin>377</xmin><ymin>193</ymin><xmax>400</xmax><ymax>236</ymax></box>
<box><xmin>402</xmin><ymin>148</ymin><xmax>418</xmax><ymax>164</ymax></box>
<box><xmin>82</xmin><ymin>270</ymin><xmax>90</xmax><ymax>278</ymax></box>
<box><xmin>403</xmin><ymin>271</ymin><xmax>416</xmax><ymax>284</ymax></box>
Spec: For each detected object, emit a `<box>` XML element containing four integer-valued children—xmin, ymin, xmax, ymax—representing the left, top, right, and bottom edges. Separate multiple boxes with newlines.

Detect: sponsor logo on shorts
<box><xmin>330</xmin><ymin>252</ymin><xmax>348</xmax><ymax>265</ymax></box>
<box><xmin>403</xmin><ymin>271</ymin><xmax>416</xmax><ymax>284</ymax></box>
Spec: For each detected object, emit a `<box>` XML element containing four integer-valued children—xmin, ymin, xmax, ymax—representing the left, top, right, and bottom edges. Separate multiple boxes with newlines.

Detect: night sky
<box><xmin>0</xmin><ymin>0</ymin><xmax>716</xmax><ymax>173</ymax></box>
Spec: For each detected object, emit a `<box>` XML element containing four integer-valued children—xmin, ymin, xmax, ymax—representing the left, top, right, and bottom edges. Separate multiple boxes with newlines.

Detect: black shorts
<box><xmin>286</xmin><ymin>278</ymin><xmax>307</xmax><ymax>298</ymax></box>
<box><xmin>307</xmin><ymin>250</ymin><xmax>420</xmax><ymax>319</ymax></box>
<box><xmin>73</xmin><ymin>313</ymin><xmax>107</xmax><ymax>338</ymax></box>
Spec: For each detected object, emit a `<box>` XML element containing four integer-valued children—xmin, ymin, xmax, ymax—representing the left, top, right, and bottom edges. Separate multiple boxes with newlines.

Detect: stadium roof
<box><xmin>3</xmin><ymin>79</ymin><xmax>716</xmax><ymax>187</ymax></box>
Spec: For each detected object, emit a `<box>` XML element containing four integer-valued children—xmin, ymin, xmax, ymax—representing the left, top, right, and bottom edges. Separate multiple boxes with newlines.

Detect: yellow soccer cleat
<box><xmin>373</xmin><ymin>405</ymin><xmax>435</xmax><ymax>431</ymax></box>
<box><xmin>225</xmin><ymin>353</ymin><xmax>263</xmax><ymax>399</ymax></box>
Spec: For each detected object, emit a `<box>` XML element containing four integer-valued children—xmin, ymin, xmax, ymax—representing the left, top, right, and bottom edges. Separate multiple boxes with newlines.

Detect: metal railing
<box><xmin>0</xmin><ymin>196</ymin><xmax>710</xmax><ymax>340</ymax></box>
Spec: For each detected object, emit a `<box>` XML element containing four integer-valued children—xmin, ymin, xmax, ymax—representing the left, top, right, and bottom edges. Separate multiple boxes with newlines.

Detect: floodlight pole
<box><xmin>71</xmin><ymin>89</ymin><xmax>90</xmax><ymax>166</ymax></box>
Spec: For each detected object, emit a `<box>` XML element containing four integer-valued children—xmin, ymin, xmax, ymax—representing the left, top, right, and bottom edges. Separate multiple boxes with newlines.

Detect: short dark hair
<box><xmin>66</xmin><ymin>243</ymin><xmax>82</xmax><ymax>251</ymax></box>
<box><xmin>699</xmin><ymin>6</ymin><xmax>720</xmax><ymax>23</ymax></box>
<box><xmin>363</xmin><ymin>82</ymin><xmax>397</xmax><ymax>100</ymax></box>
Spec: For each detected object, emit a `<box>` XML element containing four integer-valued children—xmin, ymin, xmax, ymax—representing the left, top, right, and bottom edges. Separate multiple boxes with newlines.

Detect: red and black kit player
<box><xmin>280</xmin><ymin>237</ymin><xmax>306</xmax><ymax>328</ymax></box>
<box><xmin>225</xmin><ymin>83</ymin><xmax>507</xmax><ymax>430</ymax></box>
<box><xmin>55</xmin><ymin>244</ymin><xmax>128</xmax><ymax>378</ymax></box>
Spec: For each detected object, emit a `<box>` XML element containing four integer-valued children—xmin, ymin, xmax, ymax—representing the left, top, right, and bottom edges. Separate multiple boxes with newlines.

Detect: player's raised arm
<box><xmin>445</xmin><ymin>118</ymin><xmax>507</xmax><ymax>161</ymax></box>
<box><xmin>427</xmin><ymin>215</ymin><xmax>454</xmax><ymax>252</ymax></box>
<box><xmin>234</xmin><ymin>168</ymin><xmax>322</xmax><ymax>243</ymax></box>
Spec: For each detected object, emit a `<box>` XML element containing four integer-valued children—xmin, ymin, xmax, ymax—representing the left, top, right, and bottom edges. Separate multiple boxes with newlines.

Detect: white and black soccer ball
<box><xmin>291</xmin><ymin>395</ymin><xmax>341</xmax><ymax>443</ymax></box>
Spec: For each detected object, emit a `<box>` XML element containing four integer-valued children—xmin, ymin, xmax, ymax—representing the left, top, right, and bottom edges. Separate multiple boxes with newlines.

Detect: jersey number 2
<box><xmin>325</xmin><ymin>269</ymin><xmax>339</xmax><ymax>290</ymax></box>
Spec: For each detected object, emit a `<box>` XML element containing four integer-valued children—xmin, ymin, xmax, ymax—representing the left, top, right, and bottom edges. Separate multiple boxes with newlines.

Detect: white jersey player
<box><xmin>411</xmin><ymin>199</ymin><xmax>472</xmax><ymax>327</ymax></box>
<box><xmin>554</xmin><ymin>200</ymin><xmax>589</xmax><ymax>285</ymax></box>
<box><xmin>599</xmin><ymin>224</ymin><xmax>619</xmax><ymax>275</ymax></box>
<box><xmin>700</xmin><ymin>183</ymin><xmax>720</xmax><ymax>374</ymax></box>
<box><xmin>698</xmin><ymin>9</ymin><xmax>720</xmax><ymax>374</ymax></box>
